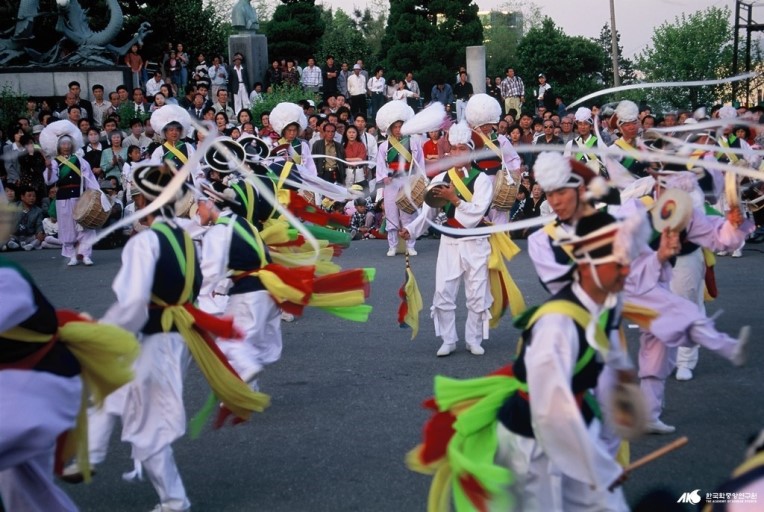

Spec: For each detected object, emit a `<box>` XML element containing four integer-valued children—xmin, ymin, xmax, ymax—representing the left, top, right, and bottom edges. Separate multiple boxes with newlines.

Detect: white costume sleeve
<box><xmin>411</xmin><ymin>137</ymin><xmax>426</xmax><ymax>176</ymax></box>
<box><xmin>299</xmin><ymin>140</ymin><xmax>317</xmax><ymax>178</ymax></box>
<box><xmin>404</xmin><ymin>173</ymin><xmax>443</xmax><ymax>239</ymax></box>
<box><xmin>79</xmin><ymin>158</ymin><xmax>99</xmax><ymax>190</ymax></box>
<box><xmin>198</xmin><ymin>222</ymin><xmax>232</xmax><ymax>312</ymax></box>
<box><xmin>563</xmin><ymin>139</ymin><xmax>573</xmax><ymax>158</ymax></box>
<box><xmin>527</xmin><ymin>225</ymin><xmax>574</xmax><ymax>295</ymax></box>
<box><xmin>365</xmin><ymin>133</ymin><xmax>378</xmax><ymax>171</ymax></box>
<box><xmin>375</xmin><ymin>141</ymin><xmax>389</xmax><ymax>182</ymax></box>
<box><xmin>526</xmin><ymin>314</ymin><xmax>624</xmax><ymax>490</ymax></box>
<box><xmin>0</xmin><ymin>268</ymin><xmax>36</xmax><ymax>332</ymax></box>
<box><xmin>100</xmin><ymin>229</ymin><xmax>159</xmax><ymax>333</ymax></box>
<box><xmin>499</xmin><ymin>135</ymin><xmax>521</xmax><ymax>173</ymax></box>
<box><xmin>45</xmin><ymin>161</ymin><xmax>60</xmax><ymax>186</ymax></box>
<box><xmin>454</xmin><ymin>172</ymin><xmax>492</xmax><ymax>226</ymax></box>
<box><xmin>686</xmin><ymin>207</ymin><xmax>754</xmax><ymax>252</ymax></box>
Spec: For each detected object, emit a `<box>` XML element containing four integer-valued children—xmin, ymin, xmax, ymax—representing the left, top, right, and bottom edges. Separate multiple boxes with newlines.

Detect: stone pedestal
<box><xmin>0</xmin><ymin>67</ymin><xmax>131</xmax><ymax>98</ymax></box>
<box><xmin>466</xmin><ymin>46</ymin><xmax>486</xmax><ymax>94</ymax></box>
<box><xmin>229</xmin><ymin>33</ymin><xmax>268</xmax><ymax>88</ymax></box>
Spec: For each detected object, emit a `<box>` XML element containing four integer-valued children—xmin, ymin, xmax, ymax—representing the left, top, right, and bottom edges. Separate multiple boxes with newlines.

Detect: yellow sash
<box><xmin>56</xmin><ymin>156</ymin><xmax>82</xmax><ymax>177</ymax></box>
<box><xmin>389</xmin><ymin>136</ymin><xmax>413</xmax><ymax>164</ymax></box>
<box><xmin>477</xmin><ymin>131</ymin><xmax>502</xmax><ymax>160</ymax></box>
<box><xmin>277</xmin><ymin>161</ymin><xmax>294</xmax><ymax>191</ymax></box>
<box><xmin>447</xmin><ymin>168</ymin><xmax>472</xmax><ymax>202</ymax></box>
<box><xmin>717</xmin><ymin>137</ymin><xmax>739</xmax><ymax>163</ymax></box>
<box><xmin>528</xmin><ymin>300</ymin><xmax>610</xmax><ymax>354</ymax></box>
<box><xmin>543</xmin><ymin>222</ymin><xmax>575</xmax><ymax>260</ymax></box>
<box><xmin>278</xmin><ymin>138</ymin><xmax>302</xmax><ymax>164</ymax></box>
<box><xmin>163</xmin><ymin>142</ymin><xmax>188</xmax><ymax>165</ymax></box>
<box><xmin>613</xmin><ymin>138</ymin><xmax>639</xmax><ymax>155</ymax></box>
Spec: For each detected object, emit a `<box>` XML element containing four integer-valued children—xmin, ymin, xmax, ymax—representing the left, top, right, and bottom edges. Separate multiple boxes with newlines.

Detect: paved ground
<box><xmin>4</xmin><ymin>237</ymin><xmax>763</xmax><ymax>511</ymax></box>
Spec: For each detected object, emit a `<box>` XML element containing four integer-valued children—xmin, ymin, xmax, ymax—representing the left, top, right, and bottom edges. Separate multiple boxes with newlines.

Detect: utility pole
<box><xmin>609</xmin><ymin>0</ymin><xmax>621</xmax><ymax>87</ymax></box>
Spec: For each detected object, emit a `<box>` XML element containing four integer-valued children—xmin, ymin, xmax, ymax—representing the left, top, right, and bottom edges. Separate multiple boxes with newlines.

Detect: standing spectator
<box><xmin>536</xmin><ymin>73</ymin><xmax>553</xmax><ymax>113</ymax></box>
<box><xmin>264</xmin><ymin>59</ymin><xmax>282</xmax><ymax>91</ymax></box>
<box><xmin>123</xmin><ymin>118</ymin><xmax>152</xmax><ymax>155</ymax></box>
<box><xmin>555</xmin><ymin>95</ymin><xmax>568</xmax><ymax>117</ymax></box>
<box><xmin>354</xmin><ymin>114</ymin><xmax>377</xmax><ymax>184</ymax></box>
<box><xmin>229</xmin><ymin>53</ymin><xmax>251</xmax><ymax>115</ymax></box>
<box><xmin>90</xmin><ymin>84</ymin><xmax>112</xmax><ymax>130</ymax></box>
<box><xmin>146</xmin><ymin>70</ymin><xmax>164</xmax><ymax>98</ymax></box>
<box><xmin>385</xmin><ymin>79</ymin><xmax>397</xmax><ymax>102</ymax></box>
<box><xmin>343</xmin><ymin>125</ymin><xmax>368</xmax><ymax>189</ymax></box>
<box><xmin>282</xmin><ymin>59</ymin><xmax>300</xmax><ymax>87</ymax></box>
<box><xmin>166</xmin><ymin>50</ymin><xmax>181</xmax><ymax>85</ymax></box>
<box><xmin>500</xmin><ymin>68</ymin><xmax>525</xmax><ymax>117</ymax></box>
<box><xmin>193</xmin><ymin>53</ymin><xmax>211</xmax><ymax>92</ymax></box>
<box><xmin>367</xmin><ymin>66</ymin><xmax>386</xmax><ymax>120</ymax></box>
<box><xmin>213</xmin><ymin>89</ymin><xmax>235</xmax><ymax>120</ymax></box>
<box><xmin>3</xmin><ymin>125</ymin><xmax>25</xmax><ymax>185</ymax></box>
<box><xmin>68</xmin><ymin>81</ymin><xmax>93</xmax><ymax>120</ymax></box>
<box><xmin>100</xmin><ymin>131</ymin><xmax>127</xmax><ymax>181</ymax></box>
<box><xmin>337</xmin><ymin>61</ymin><xmax>350</xmax><ymax>98</ymax></box>
<box><xmin>176</xmin><ymin>43</ymin><xmax>190</xmax><ymax>87</ymax></box>
<box><xmin>430</xmin><ymin>81</ymin><xmax>454</xmax><ymax>107</ymax></box>
<box><xmin>124</xmin><ymin>44</ymin><xmax>144</xmax><ymax>89</ymax></box>
<box><xmin>83</xmin><ymin>128</ymin><xmax>104</xmax><ymax>179</ymax></box>
<box><xmin>404</xmin><ymin>72</ymin><xmax>421</xmax><ymax>111</ymax></box>
<box><xmin>347</xmin><ymin>64</ymin><xmax>368</xmax><ymax>117</ymax></box>
<box><xmin>17</xmin><ymin>136</ymin><xmax>47</xmax><ymax>204</ymax></box>
<box><xmin>453</xmin><ymin>70</ymin><xmax>473</xmax><ymax>122</ymax></box>
<box><xmin>208</xmin><ymin>55</ymin><xmax>229</xmax><ymax>99</ymax></box>
<box><xmin>392</xmin><ymin>80</ymin><xmax>418</xmax><ymax>102</ymax></box>
<box><xmin>322</xmin><ymin>55</ymin><xmax>339</xmax><ymax>100</ymax></box>
<box><xmin>301</xmin><ymin>56</ymin><xmax>322</xmax><ymax>94</ymax></box>
<box><xmin>312</xmin><ymin>123</ymin><xmax>345</xmax><ymax>185</ymax></box>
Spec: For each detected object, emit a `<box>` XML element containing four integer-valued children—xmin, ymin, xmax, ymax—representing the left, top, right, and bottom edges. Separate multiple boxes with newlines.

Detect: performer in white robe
<box><xmin>401</xmin><ymin>121</ymin><xmax>493</xmax><ymax>356</ymax></box>
<box><xmin>42</xmin><ymin>121</ymin><xmax>100</xmax><ymax>265</ymax></box>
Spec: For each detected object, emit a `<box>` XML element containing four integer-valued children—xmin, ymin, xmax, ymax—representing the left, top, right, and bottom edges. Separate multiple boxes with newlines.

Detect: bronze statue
<box><xmin>231</xmin><ymin>0</ymin><xmax>259</xmax><ymax>32</ymax></box>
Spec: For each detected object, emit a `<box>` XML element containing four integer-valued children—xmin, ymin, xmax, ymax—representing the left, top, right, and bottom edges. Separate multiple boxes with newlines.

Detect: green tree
<box><xmin>594</xmin><ymin>24</ymin><xmax>636</xmax><ymax>88</ymax></box>
<box><xmin>317</xmin><ymin>9</ymin><xmax>372</xmax><ymax>66</ymax></box>
<box><xmin>514</xmin><ymin>18</ymin><xmax>606</xmax><ymax>110</ymax></box>
<box><xmin>352</xmin><ymin>1</ymin><xmax>387</xmax><ymax>63</ymax></box>
<box><xmin>636</xmin><ymin>6</ymin><xmax>733</xmax><ymax>110</ymax></box>
<box><xmin>264</xmin><ymin>0</ymin><xmax>325</xmax><ymax>62</ymax></box>
<box><xmin>379</xmin><ymin>0</ymin><xmax>483</xmax><ymax>96</ymax></box>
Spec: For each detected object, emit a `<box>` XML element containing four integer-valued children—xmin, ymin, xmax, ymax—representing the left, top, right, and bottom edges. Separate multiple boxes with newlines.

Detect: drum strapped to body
<box><xmin>395</xmin><ymin>175</ymin><xmax>428</xmax><ymax>214</ymax></box>
<box><xmin>73</xmin><ymin>189</ymin><xmax>110</xmax><ymax>229</ymax></box>
<box><xmin>491</xmin><ymin>169</ymin><xmax>518</xmax><ymax>211</ymax></box>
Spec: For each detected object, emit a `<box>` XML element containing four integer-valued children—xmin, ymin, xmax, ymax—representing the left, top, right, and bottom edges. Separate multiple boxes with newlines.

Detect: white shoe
<box><xmin>82</xmin><ymin>256</ymin><xmax>94</xmax><ymax>266</ymax></box>
<box><xmin>675</xmin><ymin>367</ymin><xmax>693</xmax><ymax>381</ymax></box>
<box><xmin>716</xmin><ymin>250</ymin><xmax>728</xmax><ymax>256</ymax></box>
<box><xmin>67</xmin><ymin>257</ymin><xmax>79</xmax><ymax>266</ymax></box>
<box><xmin>731</xmin><ymin>325</ymin><xmax>750</xmax><ymax>366</ymax></box>
<box><xmin>646</xmin><ymin>419</ymin><xmax>676</xmax><ymax>435</ymax></box>
<box><xmin>467</xmin><ymin>344</ymin><xmax>485</xmax><ymax>356</ymax></box>
<box><xmin>22</xmin><ymin>243</ymin><xmax>33</xmax><ymax>251</ymax></box>
<box><xmin>732</xmin><ymin>248</ymin><xmax>743</xmax><ymax>258</ymax></box>
<box><xmin>386</xmin><ymin>248</ymin><xmax>396</xmax><ymax>257</ymax></box>
<box><xmin>60</xmin><ymin>461</ymin><xmax>96</xmax><ymax>484</ymax></box>
<box><xmin>6</xmin><ymin>241</ymin><xmax>19</xmax><ymax>250</ymax></box>
<box><xmin>436</xmin><ymin>343</ymin><xmax>456</xmax><ymax>357</ymax></box>
<box><xmin>281</xmin><ymin>311</ymin><xmax>295</xmax><ymax>322</ymax></box>
<box><xmin>149</xmin><ymin>505</ymin><xmax>189</xmax><ymax>512</ymax></box>
<box><xmin>407</xmin><ymin>248</ymin><xmax>418</xmax><ymax>256</ymax></box>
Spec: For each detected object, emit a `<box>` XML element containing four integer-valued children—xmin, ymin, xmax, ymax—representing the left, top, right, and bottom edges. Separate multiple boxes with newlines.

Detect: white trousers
<box><xmin>431</xmin><ymin>236</ymin><xmax>492</xmax><ymax>347</ymax></box>
<box><xmin>382</xmin><ymin>177</ymin><xmax>417</xmax><ymax>250</ymax></box>
<box><xmin>0</xmin><ymin>370</ymin><xmax>82</xmax><ymax>512</ymax></box>
<box><xmin>233</xmin><ymin>83</ymin><xmax>250</xmax><ymax>115</ymax></box>
<box><xmin>121</xmin><ymin>332</ymin><xmax>191</xmax><ymax>511</ymax></box>
<box><xmin>57</xmin><ymin>197</ymin><xmax>95</xmax><ymax>258</ymax></box>
<box><xmin>217</xmin><ymin>290</ymin><xmax>283</xmax><ymax>382</ymax></box>
<box><xmin>456</xmin><ymin>99</ymin><xmax>467</xmax><ymax>123</ymax></box>
<box><xmin>673</xmin><ymin>250</ymin><xmax>705</xmax><ymax>371</ymax></box>
<box><xmin>494</xmin><ymin>422</ymin><xmax>629</xmax><ymax>512</ymax></box>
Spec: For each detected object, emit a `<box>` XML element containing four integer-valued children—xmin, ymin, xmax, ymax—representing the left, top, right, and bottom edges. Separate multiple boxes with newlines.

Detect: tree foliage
<box><xmin>352</xmin><ymin>2</ymin><xmax>387</xmax><ymax>62</ymax></box>
<box><xmin>316</xmin><ymin>9</ymin><xmax>372</xmax><ymax>66</ymax></box>
<box><xmin>514</xmin><ymin>18</ymin><xmax>606</xmax><ymax>109</ymax></box>
<box><xmin>264</xmin><ymin>0</ymin><xmax>325</xmax><ymax>62</ymax></box>
<box><xmin>593</xmin><ymin>24</ymin><xmax>636</xmax><ymax>88</ymax></box>
<box><xmin>379</xmin><ymin>0</ymin><xmax>483</xmax><ymax>95</ymax></box>
<box><xmin>636</xmin><ymin>6</ymin><xmax>733</xmax><ymax>110</ymax></box>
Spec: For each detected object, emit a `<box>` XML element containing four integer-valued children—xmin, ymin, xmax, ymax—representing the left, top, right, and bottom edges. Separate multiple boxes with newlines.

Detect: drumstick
<box><xmin>608</xmin><ymin>436</ymin><xmax>688</xmax><ymax>491</ymax></box>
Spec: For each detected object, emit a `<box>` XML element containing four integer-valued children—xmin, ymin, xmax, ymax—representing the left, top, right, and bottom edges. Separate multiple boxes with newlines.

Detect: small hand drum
<box><xmin>609</xmin><ymin>383</ymin><xmax>649</xmax><ymax>440</ymax></box>
<box><xmin>423</xmin><ymin>183</ymin><xmax>449</xmax><ymax>209</ymax></box>
<box><xmin>651</xmin><ymin>188</ymin><xmax>693</xmax><ymax>232</ymax></box>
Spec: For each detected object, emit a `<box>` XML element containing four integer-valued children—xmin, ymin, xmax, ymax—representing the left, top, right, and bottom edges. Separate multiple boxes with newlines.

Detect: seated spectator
<box><xmin>7</xmin><ymin>185</ymin><xmax>44</xmax><ymax>250</ymax></box>
<box><xmin>100</xmin><ymin>131</ymin><xmax>128</xmax><ymax>181</ymax></box>
<box><xmin>422</xmin><ymin>130</ymin><xmax>450</xmax><ymax>162</ymax></box>
<box><xmin>349</xmin><ymin>197</ymin><xmax>374</xmax><ymax>240</ymax></box>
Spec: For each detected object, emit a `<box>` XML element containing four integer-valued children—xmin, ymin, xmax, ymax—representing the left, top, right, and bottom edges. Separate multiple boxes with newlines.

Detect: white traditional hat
<box><xmin>39</xmin><ymin>120</ymin><xmax>83</xmax><ymax>158</ymax></box>
<box><xmin>270</xmin><ymin>102</ymin><xmax>308</xmax><ymax>135</ymax></box>
<box><xmin>150</xmin><ymin>104</ymin><xmax>192</xmax><ymax>138</ymax></box>
<box><xmin>575</xmin><ymin>107</ymin><xmax>593</xmax><ymax>124</ymax></box>
<box><xmin>718</xmin><ymin>105</ymin><xmax>738</xmax><ymax>120</ymax></box>
<box><xmin>401</xmin><ymin>102</ymin><xmax>446</xmax><ymax>136</ymax></box>
<box><xmin>614</xmin><ymin>100</ymin><xmax>639</xmax><ymax>124</ymax></box>
<box><xmin>465</xmin><ymin>93</ymin><xmax>502</xmax><ymax>128</ymax></box>
<box><xmin>375</xmin><ymin>100</ymin><xmax>415</xmax><ymax>134</ymax></box>
<box><xmin>533</xmin><ymin>152</ymin><xmax>608</xmax><ymax>199</ymax></box>
<box><xmin>447</xmin><ymin>120</ymin><xmax>472</xmax><ymax>146</ymax></box>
